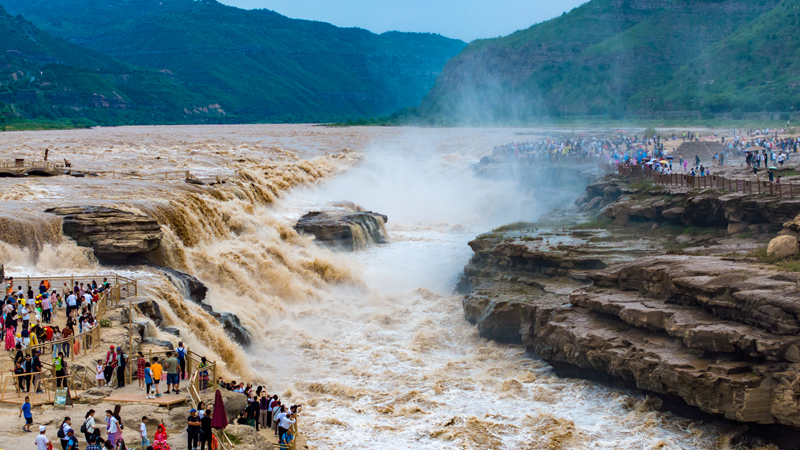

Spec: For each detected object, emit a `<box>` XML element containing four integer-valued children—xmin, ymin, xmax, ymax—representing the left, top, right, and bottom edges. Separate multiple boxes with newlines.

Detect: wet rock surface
<box><xmin>463</xmin><ymin>171</ymin><xmax>800</xmax><ymax>442</ymax></box>
<box><xmin>45</xmin><ymin>205</ymin><xmax>162</xmax><ymax>261</ymax></box>
<box><xmin>153</xmin><ymin>265</ymin><xmax>253</xmax><ymax>347</ymax></box>
<box><xmin>295</xmin><ymin>201</ymin><xmax>388</xmax><ymax>250</ymax></box>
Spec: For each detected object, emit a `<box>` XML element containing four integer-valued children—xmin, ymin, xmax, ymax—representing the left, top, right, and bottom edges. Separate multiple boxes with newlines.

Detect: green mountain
<box><xmin>0</xmin><ymin>4</ymin><xmax>226</xmax><ymax>126</ymax></box>
<box><xmin>2</xmin><ymin>0</ymin><xmax>466</xmax><ymax>123</ymax></box>
<box><xmin>401</xmin><ymin>0</ymin><xmax>791</xmax><ymax>124</ymax></box>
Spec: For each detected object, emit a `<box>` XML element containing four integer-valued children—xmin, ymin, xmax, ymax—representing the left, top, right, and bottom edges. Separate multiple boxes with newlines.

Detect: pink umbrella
<box><xmin>211</xmin><ymin>389</ymin><xmax>228</xmax><ymax>430</ymax></box>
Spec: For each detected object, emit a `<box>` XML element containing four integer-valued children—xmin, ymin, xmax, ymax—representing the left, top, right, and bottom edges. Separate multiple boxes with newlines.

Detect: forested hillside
<box><xmin>402</xmin><ymin>0</ymin><xmax>795</xmax><ymax>124</ymax></box>
<box><xmin>0</xmin><ymin>5</ymin><xmax>223</xmax><ymax>127</ymax></box>
<box><xmin>2</xmin><ymin>0</ymin><xmax>466</xmax><ymax>123</ymax></box>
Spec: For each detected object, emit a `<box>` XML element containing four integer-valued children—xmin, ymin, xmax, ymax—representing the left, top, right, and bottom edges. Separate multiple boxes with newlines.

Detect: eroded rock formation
<box><xmin>295</xmin><ymin>202</ymin><xmax>388</xmax><ymax>250</ymax></box>
<box><xmin>463</xmin><ymin>172</ymin><xmax>800</xmax><ymax>442</ymax></box>
<box><xmin>45</xmin><ymin>206</ymin><xmax>162</xmax><ymax>261</ymax></box>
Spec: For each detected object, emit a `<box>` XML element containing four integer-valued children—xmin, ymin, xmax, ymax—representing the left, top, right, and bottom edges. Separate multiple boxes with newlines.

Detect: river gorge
<box><xmin>0</xmin><ymin>125</ymin><xmax>765</xmax><ymax>449</ymax></box>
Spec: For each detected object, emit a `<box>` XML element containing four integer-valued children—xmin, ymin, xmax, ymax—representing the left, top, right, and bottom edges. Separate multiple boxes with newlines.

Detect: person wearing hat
<box><xmin>187</xmin><ymin>408</ymin><xmax>201</xmax><ymax>450</ymax></box>
<box><xmin>35</xmin><ymin>425</ymin><xmax>50</xmax><ymax>450</ymax></box>
<box><xmin>65</xmin><ymin>428</ymin><xmax>80</xmax><ymax>450</ymax></box>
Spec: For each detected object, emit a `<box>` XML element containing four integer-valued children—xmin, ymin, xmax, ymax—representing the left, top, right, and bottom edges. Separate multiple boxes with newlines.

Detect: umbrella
<box><xmin>660</xmin><ymin>160</ymin><xmax>668</xmax><ymax>164</ymax></box>
<box><xmin>665</xmin><ymin>156</ymin><xmax>674</xmax><ymax>159</ymax></box>
<box><xmin>769</xmin><ymin>166</ymin><xmax>778</xmax><ymax>170</ymax></box>
<box><xmin>211</xmin><ymin>389</ymin><xmax>228</xmax><ymax>430</ymax></box>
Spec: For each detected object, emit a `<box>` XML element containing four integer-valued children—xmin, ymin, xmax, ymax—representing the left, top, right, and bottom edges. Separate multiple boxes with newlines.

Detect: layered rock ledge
<box><xmin>45</xmin><ymin>205</ymin><xmax>162</xmax><ymax>261</ymax></box>
<box><xmin>295</xmin><ymin>201</ymin><xmax>388</xmax><ymax>250</ymax></box>
<box><xmin>462</xmin><ymin>171</ymin><xmax>800</xmax><ymax>445</ymax></box>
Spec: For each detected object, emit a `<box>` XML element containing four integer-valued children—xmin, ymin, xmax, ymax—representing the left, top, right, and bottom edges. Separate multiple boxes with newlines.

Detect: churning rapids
<box><xmin>0</xmin><ymin>125</ymin><xmax>743</xmax><ymax>449</ymax></box>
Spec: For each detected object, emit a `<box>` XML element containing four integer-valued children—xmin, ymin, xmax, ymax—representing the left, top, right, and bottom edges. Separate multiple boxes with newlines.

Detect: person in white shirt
<box><xmin>35</xmin><ymin>425</ymin><xmax>50</xmax><ymax>450</ymax></box>
<box><xmin>140</xmin><ymin>416</ymin><xmax>149</xmax><ymax>447</ymax></box>
<box><xmin>83</xmin><ymin>409</ymin><xmax>96</xmax><ymax>443</ymax></box>
<box><xmin>277</xmin><ymin>411</ymin><xmax>295</xmax><ymax>443</ymax></box>
<box><xmin>66</xmin><ymin>294</ymin><xmax>77</xmax><ymax>318</ymax></box>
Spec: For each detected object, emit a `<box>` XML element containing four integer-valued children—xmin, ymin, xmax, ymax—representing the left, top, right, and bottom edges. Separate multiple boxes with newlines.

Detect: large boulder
<box><xmin>295</xmin><ymin>202</ymin><xmax>388</xmax><ymax>250</ymax></box>
<box><xmin>45</xmin><ymin>206</ymin><xmax>162</xmax><ymax>261</ymax></box>
<box><xmin>199</xmin><ymin>389</ymin><xmax>248</xmax><ymax>424</ymax></box>
<box><xmin>768</xmin><ymin>235</ymin><xmax>800</xmax><ymax>259</ymax></box>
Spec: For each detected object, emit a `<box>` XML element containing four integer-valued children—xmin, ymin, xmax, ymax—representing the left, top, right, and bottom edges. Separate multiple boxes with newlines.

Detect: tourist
<box><xmin>115</xmin><ymin>347</ymin><xmax>127</xmax><ymax>389</ymax></box>
<box><xmin>23</xmin><ymin>353</ymin><xmax>33</xmax><ymax>392</ymax></box>
<box><xmin>82</xmin><ymin>409</ymin><xmax>96</xmax><ymax>444</ymax></box>
<box><xmin>140</xmin><ymin>416</ymin><xmax>150</xmax><ymax>448</ymax></box>
<box><xmin>54</xmin><ymin>352</ymin><xmax>67</xmax><ymax>388</ymax></box>
<box><xmin>197</xmin><ymin>401</ymin><xmax>206</xmax><ymax>418</ymax></box>
<box><xmin>176</xmin><ymin>342</ymin><xmax>187</xmax><ymax>380</ymax></box>
<box><xmin>246</xmin><ymin>398</ymin><xmax>260</xmax><ymax>430</ymax></box>
<box><xmin>96</xmin><ymin>360</ymin><xmax>105</xmax><ymax>387</ymax></box>
<box><xmin>187</xmin><ymin>409</ymin><xmax>201</xmax><ymax>450</ymax></box>
<box><xmin>19</xmin><ymin>395</ymin><xmax>32</xmax><ymax>432</ymax></box>
<box><xmin>21</xmin><ymin>302</ymin><xmax>29</xmax><ymax>330</ymax></box>
<box><xmin>65</xmin><ymin>429</ymin><xmax>80</xmax><ymax>450</ymax></box>
<box><xmin>104</xmin><ymin>346</ymin><xmax>117</xmax><ymax>384</ymax></box>
<box><xmin>105</xmin><ymin>410</ymin><xmax>119</xmax><ymax>446</ymax></box>
<box><xmin>137</xmin><ymin>352</ymin><xmax>146</xmax><ymax>390</ymax></box>
<box><xmin>198</xmin><ymin>356</ymin><xmax>210</xmax><ymax>391</ymax></box>
<box><xmin>200</xmin><ymin>409</ymin><xmax>213</xmax><ymax>450</ymax></box>
<box><xmin>114</xmin><ymin>437</ymin><xmax>127</xmax><ymax>450</ymax></box>
<box><xmin>61</xmin><ymin>324</ymin><xmax>73</xmax><ymax>357</ymax></box>
<box><xmin>151</xmin><ymin>357</ymin><xmax>163</xmax><ymax>398</ymax></box>
<box><xmin>90</xmin><ymin>429</ymin><xmax>104</xmax><ymax>448</ymax></box>
<box><xmin>42</xmin><ymin>294</ymin><xmax>52</xmax><ymax>324</ymax></box>
<box><xmin>32</xmin><ymin>350</ymin><xmax>43</xmax><ymax>393</ymax></box>
<box><xmin>271</xmin><ymin>403</ymin><xmax>283</xmax><ymax>435</ymax></box>
<box><xmin>58</xmin><ymin>417</ymin><xmax>73</xmax><ymax>450</ymax></box>
<box><xmin>769</xmin><ymin>169</ymin><xmax>774</xmax><ymax>182</ymax></box>
<box><xmin>86</xmin><ymin>435</ymin><xmax>102</xmax><ymax>450</ymax></box>
<box><xmin>276</xmin><ymin>407</ymin><xmax>295</xmax><ymax>444</ymax></box>
<box><xmin>145</xmin><ymin>362</ymin><xmax>155</xmax><ymax>399</ymax></box>
<box><xmin>165</xmin><ymin>351</ymin><xmax>180</xmax><ymax>394</ymax></box>
<box><xmin>35</xmin><ymin>426</ymin><xmax>50</xmax><ymax>450</ymax></box>
<box><xmin>153</xmin><ymin>424</ymin><xmax>169</xmax><ymax>450</ymax></box>
<box><xmin>66</xmin><ymin>291</ymin><xmax>77</xmax><ymax>319</ymax></box>
<box><xmin>259</xmin><ymin>393</ymin><xmax>270</xmax><ymax>429</ymax></box>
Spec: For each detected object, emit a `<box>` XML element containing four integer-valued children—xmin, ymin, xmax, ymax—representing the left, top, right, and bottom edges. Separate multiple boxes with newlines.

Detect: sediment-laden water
<box><xmin>0</xmin><ymin>125</ymin><xmax>742</xmax><ymax>449</ymax></box>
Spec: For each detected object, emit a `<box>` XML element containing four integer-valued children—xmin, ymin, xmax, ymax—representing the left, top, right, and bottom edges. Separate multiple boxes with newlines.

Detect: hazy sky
<box><xmin>218</xmin><ymin>0</ymin><xmax>588</xmax><ymax>42</ymax></box>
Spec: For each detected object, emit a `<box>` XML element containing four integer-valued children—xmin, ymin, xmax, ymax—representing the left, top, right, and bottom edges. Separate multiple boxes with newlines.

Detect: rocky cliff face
<box><xmin>576</xmin><ymin>174</ymin><xmax>800</xmax><ymax>235</ymax></box>
<box><xmin>461</xmin><ymin>173</ymin><xmax>800</xmax><ymax>444</ymax></box>
<box><xmin>295</xmin><ymin>202</ymin><xmax>388</xmax><ymax>251</ymax></box>
<box><xmin>45</xmin><ymin>206</ymin><xmax>162</xmax><ymax>261</ymax></box>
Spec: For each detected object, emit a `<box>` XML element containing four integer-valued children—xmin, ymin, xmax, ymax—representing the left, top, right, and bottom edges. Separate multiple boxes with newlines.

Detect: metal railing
<box><xmin>647</xmin><ymin>169</ymin><xmax>799</xmax><ymax>197</ymax></box>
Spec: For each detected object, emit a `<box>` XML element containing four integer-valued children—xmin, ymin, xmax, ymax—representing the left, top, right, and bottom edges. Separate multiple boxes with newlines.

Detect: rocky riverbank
<box><xmin>460</xmin><ymin>172</ymin><xmax>800</xmax><ymax>448</ymax></box>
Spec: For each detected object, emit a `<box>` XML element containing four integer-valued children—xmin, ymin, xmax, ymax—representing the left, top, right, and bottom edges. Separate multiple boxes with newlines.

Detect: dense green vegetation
<box><xmin>1</xmin><ymin>0</ymin><xmax>465</xmax><ymax>124</ymax></box>
<box><xmin>390</xmin><ymin>0</ymin><xmax>800</xmax><ymax>125</ymax></box>
<box><xmin>0</xmin><ymin>5</ymin><xmax>227</xmax><ymax>127</ymax></box>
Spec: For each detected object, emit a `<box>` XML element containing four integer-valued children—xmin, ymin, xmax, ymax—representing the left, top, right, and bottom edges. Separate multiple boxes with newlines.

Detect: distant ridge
<box><xmin>0</xmin><ymin>4</ymin><xmax>221</xmax><ymax>126</ymax></box>
<box><xmin>2</xmin><ymin>0</ymin><xmax>466</xmax><ymax>124</ymax></box>
<box><xmin>397</xmin><ymin>0</ymin><xmax>797</xmax><ymax>124</ymax></box>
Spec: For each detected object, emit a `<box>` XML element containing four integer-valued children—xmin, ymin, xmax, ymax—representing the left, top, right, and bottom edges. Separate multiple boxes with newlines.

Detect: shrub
<box><xmin>99</xmin><ymin>318</ymin><xmax>112</xmax><ymax>328</ymax></box>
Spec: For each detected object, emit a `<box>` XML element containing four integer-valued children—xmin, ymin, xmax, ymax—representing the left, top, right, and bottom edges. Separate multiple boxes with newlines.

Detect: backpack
<box><xmin>80</xmin><ymin>418</ymin><xmax>88</xmax><ymax>434</ymax></box>
<box><xmin>57</xmin><ymin>424</ymin><xmax>65</xmax><ymax>439</ymax></box>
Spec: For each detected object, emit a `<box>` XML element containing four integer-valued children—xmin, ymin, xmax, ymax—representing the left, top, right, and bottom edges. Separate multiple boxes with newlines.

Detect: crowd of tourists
<box><xmin>24</xmin><ymin>371</ymin><xmax>301</xmax><ymax>449</ymax></box>
<box><xmin>5</xmin><ymin>278</ymin><xmax>111</xmax><ymax>391</ymax></box>
<box><xmin>217</xmin><ymin>379</ymin><xmax>301</xmax><ymax>446</ymax></box>
<box><xmin>29</xmin><ymin>405</ymin><xmax>172</xmax><ymax>450</ymax></box>
<box><xmin>493</xmin><ymin>133</ymin><xmax>691</xmax><ymax>165</ymax></box>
